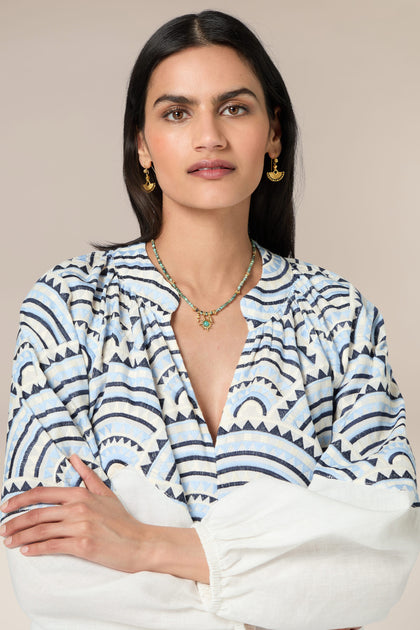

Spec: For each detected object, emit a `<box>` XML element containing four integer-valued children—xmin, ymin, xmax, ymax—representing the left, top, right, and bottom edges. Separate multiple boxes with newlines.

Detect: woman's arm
<box><xmin>2</xmin><ymin>457</ymin><xmax>367</xmax><ymax>630</ymax></box>
<box><xmin>0</xmin><ymin>266</ymin><xmax>232</xmax><ymax>630</ymax></box>
<box><xmin>1</xmin><ymin>453</ymin><xmax>209</xmax><ymax>583</ymax></box>
<box><xmin>1</xmin><ymin>457</ymin><xmax>234</xmax><ymax>630</ymax></box>
<box><xmin>185</xmin><ymin>296</ymin><xmax>420</xmax><ymax>630</ymax></box>
<box><xmin>192</xmin><ymin>475</ymin><xmax>418</xmax><ymax>630</ymax></box>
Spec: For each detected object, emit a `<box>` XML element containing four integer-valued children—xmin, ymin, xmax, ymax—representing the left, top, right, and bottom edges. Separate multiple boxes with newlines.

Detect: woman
<box><xmin>1</xmin><ymin>10</ymin><xmax>418</xmax><ymax>630</ymax></box>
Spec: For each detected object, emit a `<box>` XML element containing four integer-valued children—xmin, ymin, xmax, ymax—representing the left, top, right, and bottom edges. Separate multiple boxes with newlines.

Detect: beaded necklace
<box><xmin>151</xmin><ymin>239</ymin><xmax>256</xmax><ymax>331</ymax></box>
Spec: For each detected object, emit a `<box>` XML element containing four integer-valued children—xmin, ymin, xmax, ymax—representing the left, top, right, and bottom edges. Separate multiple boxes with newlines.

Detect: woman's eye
<box><xmin>222</xmin><ymin>104</ymin><xmax>247</xmax><ymax>116</ymax></box>
<box><xmin>165</xmin><ymin>109</ymin><xmax>188</xmax><ymax>121</ymax></box>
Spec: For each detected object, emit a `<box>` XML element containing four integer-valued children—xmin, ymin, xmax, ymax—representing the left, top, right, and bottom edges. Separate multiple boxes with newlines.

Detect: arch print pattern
<box><xmin>1</xmin><ymin>243</ymin><xmax>418</xmax><ymax>523</ymax></box>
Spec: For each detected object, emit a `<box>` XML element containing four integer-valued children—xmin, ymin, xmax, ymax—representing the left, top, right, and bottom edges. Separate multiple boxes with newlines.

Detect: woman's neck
<box><xmin>147</xmin><ymin>200</ymin><xmax>260</xmax><ymax>310</ymax></box>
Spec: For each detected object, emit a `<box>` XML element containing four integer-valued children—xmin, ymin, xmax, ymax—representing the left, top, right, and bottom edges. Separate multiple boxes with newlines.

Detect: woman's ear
<box><xmin>137</xmin><ymin>131</ymin><xmax>152</xmax><ymax>168</ymax></box>
<box><xmin>267</xmin><ymin>106</ymin><xmax>282</xmax><ymax>158</ymax></box>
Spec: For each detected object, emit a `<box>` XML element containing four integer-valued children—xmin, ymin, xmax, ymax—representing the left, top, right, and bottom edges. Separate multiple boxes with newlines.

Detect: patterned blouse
<box><xmin>2</xmin><ymin>242</ymin><xmax>419</xmax><ymax>630</ymax></box>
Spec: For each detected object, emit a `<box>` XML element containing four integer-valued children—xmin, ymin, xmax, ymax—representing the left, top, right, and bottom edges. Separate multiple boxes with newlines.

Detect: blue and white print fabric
<box><xmin>2</xmin><ymin>241</ymin><xmax>417</xmax><ymax>521</ymax></box>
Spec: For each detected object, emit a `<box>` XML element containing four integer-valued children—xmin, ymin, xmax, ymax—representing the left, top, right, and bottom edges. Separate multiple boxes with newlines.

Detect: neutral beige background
<box><xmin>1</xmin><ymin>0</ymin><xmax>419</xmax><ymax>627</ymax></box>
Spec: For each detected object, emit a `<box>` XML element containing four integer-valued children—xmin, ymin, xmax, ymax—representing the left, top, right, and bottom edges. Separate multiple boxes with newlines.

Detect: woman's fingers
<box><xmin>0</xmin><ymin>455</ymin><xmax>112</xmax><ymax>516</ymax></box>
<box><xmin>1</xmin><ymin>506</ymin><xmax>64</xmax><ymax>537</ymax></box>
<box><xmin>1</xmin><ymin>502</ymin><xmax>98</xmax><ymax>549</ymax></box>
<box><xmin>0</xmin><ymin>461</ymin><xmax>149</xmax><ymax>572</ymax></box>
<box><xmin>68</xmin><ymin>454</ymin><xmax>113</xmax><ymax>497</ymax></box>
<box><xmin>0</xmin><ymin>485</ymin><xmax>89</xmax><ymax>513</ymax></box>
<box><xmin>4</xmin><ymin>519</ymin><xmax>92</xmax><ymax>550</ymax></box>
<box><xmin>18</xmin><ymin>535</ymin><xmax>101</xmax><ymax>560</ymax></box>
<box><xmin>9</xmin><ymin>518</ymin><xmax>145</xmax><ymax>573</ymax></box>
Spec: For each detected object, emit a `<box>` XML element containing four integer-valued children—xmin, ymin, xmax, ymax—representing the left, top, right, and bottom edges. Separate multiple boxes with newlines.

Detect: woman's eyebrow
<box><xmin>152</xmin><ymin>87</ymin><xmax>258</xmax><ymax>109</ymax></box>
<box><xmin>153</xmin><ymin>94</ymin><xmax>193</xmax><ymax>108</ymax></box>
<box><xmin>217</xmin><ymin>88</ymin><xmax>258</xmax><ymax>103</ymax></box>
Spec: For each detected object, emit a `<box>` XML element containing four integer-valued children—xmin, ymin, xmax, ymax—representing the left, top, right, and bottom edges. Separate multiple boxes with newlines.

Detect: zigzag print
<box><xmin>1</xmin><ymin>242</ymin><xmax>417</xmax><ymax>522</ymax></box>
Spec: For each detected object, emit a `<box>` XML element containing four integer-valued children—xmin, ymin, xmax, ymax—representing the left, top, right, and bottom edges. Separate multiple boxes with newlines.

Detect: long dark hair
<box><xmin>102</xmin><ymin>10</ymin><xmax>298</xmax><ymax>256</ymax></box>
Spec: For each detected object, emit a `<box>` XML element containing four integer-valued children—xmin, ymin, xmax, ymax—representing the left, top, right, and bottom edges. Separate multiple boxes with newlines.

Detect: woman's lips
<box><xmin>187</xmin><ymin>160</ymin><xmax>235</xmax><ymax>179</ymax></box>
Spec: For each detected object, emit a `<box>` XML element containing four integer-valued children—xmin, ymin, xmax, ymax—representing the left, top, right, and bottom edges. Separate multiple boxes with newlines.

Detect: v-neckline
<box><xmin>141</xmin><ymin>241</ymin><xmax>265</xmax><ymax>447</ymax></box>
<box><xmin>126</xmin><ymin>241</ymin><xmax>294</xmax><ymax>448</ymax></box>
<box><xmin>170</xmin><ymin>315</ymin><xmax>253</xmax><ymax>448</ymax></box>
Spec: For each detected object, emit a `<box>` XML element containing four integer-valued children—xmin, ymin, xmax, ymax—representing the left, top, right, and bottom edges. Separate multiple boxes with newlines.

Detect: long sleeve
<box><xmin>2</xmin><ymin>272</ymin><xmax>98</xmax><ymax>510</ymax></box>
<box><xmin>0</xmin><ymin>269</ymin><xmax>242</xmax><ymax>630</ymax></box>
<box><xmin>5</xmin><ymin>470</ymin><xmax>239</xmax><ymax>630</ymax></box>
<box><xmin>193</xmin><ymin>293</ymin><xmax>420</xmax><ymax>630</ymax></box>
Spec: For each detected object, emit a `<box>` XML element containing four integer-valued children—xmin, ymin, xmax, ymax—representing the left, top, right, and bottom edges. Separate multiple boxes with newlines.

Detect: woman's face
<box><xmin>138</xmin><ymin>45</ymin><xmax>281</xmax><ymax>214</ymax></box>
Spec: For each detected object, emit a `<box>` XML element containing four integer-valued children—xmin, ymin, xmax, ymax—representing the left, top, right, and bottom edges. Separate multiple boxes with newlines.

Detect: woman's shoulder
<box><xmin>26</xmin><ymin>242</ymin><xmax>148</xmax><ymax>299</ymax></box>
<box><xmin>262</xmin><ymin>248</ymin><xmax>381</xmax><ymax>335</ymax></box>
<box><xmin>263</xmin><ymin>247</ymin><xmax>363</xmax><ymax>306</ymax></box>
<box><xmin>16</xmin><ymin>244</ymin><xmax>150</xmax><ymax>332</ymax></box>
<box><xmin>286</xmin><ymin>256</ymin><xmax>354</xmax><ymax>294</ymax></box>
<box><xmin>14</xmin><ymin>244</ymin><xmax>151</xmax><ymax>351</ymax></box>
<box><xmin>40</xmin><ymin>244</ymin><xmax>136</xmax><ymax>283</ymax></box>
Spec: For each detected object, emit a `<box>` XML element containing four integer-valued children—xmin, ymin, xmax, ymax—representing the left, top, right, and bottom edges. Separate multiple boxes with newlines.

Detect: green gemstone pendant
<box><xmin>197</xmin><ymin>312</ymin><xmax>214</xmax><ymax>331</ymax></box>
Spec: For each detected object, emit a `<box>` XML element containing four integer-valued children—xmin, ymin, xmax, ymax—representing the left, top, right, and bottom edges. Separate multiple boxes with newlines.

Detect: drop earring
<box><xmin>266</xmin><ymin>158</ymin><xmax>285</xmax><ymax>182</ymax></box>
<box><xmin>142</xmin><ymin>166</ymin><xmax>156</xmax><ymax>193</ymax></box>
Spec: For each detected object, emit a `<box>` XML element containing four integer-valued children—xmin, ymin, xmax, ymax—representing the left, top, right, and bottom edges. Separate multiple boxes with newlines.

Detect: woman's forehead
<box><xmin>146</xmin><ymin>45</ymin><xmax>263</xmax><ymax>103</ymax></box>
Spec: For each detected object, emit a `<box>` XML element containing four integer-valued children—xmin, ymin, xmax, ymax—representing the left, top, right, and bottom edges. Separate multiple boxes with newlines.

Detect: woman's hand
<box><xmin>0</xmin><ymin>455</ymin><xmax>209</xmax><ymax>582</ymax></box>
<box><xmin>0</xmin><ymin>454</ymin><xmax>153</xmax><ymax>573</ymax></box>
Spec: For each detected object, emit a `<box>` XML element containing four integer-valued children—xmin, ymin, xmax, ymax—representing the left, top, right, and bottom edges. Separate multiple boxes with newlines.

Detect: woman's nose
<box><xmin>192</xmin><ymin>113</ymin><xmax>227</xmax><ymax>151</ymax></box>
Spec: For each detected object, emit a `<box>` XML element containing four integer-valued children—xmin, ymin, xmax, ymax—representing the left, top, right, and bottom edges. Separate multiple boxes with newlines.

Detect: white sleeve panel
<box><xmin>193</xmin><ymin>476</ymin><xmax>420</xmax><ymax>630</ymax></box>
<box><xmin>5</xmin><ymin>467</ymin><xmax>244</xmax><ymax>630</ymax></box>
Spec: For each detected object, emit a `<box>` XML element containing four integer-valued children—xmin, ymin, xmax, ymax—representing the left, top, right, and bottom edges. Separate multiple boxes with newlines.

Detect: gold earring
<box><xmin>266</xmin><ymin>158</ymin><xmax>285</xmax><ymax>182</ymax></box>
<box><xmin>142</xmin><ymin>166</ymin><xmax>156</xmax><ymax>193</ymax></box>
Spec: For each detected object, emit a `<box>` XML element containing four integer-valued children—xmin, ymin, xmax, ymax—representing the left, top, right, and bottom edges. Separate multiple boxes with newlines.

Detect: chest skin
<box><xmin>171</xmin><ymin>297</ymin><xmax>249</xmax><ymax>444</ymax></box>
<box><xmin>169</xmin><ymin>253</ymin><xmax>262</xmax><ymax>444</ymax></box>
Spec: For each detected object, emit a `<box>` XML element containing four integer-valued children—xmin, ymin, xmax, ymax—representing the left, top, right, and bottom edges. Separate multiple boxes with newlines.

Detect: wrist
<box><xmin>132</xmin><ymin>522</ymin><xmax>166</xmax><ymax>573</ymax></box>
<box><xmin>144</xmin><ymin>524</ymin><xmax>209</xmax><ymax>584</ymax></box>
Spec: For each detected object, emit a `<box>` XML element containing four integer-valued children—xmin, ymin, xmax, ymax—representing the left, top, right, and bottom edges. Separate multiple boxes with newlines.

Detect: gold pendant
<box><xmin>266</xmin><ymin>169</ymin><xmax>285</xmax><ymax>182</ymax></box>
<box><xmin>143</xmin><ymin>180</ymin><xmax>156</xmax><ymax>192</ymax></box>
<box><xmin>266</xmin><ymin>157</ymin><xmax>285</xmax><ymax>182</ymax></box>
<box><xmin>197</xmin><ymin>312</ymin><xmax>214</xmax><ymax>331</ymax></box>
<box><xmin>142</xmin><ymin>167</ymin><xmax>156</xmax><ymax>193</ymax></box>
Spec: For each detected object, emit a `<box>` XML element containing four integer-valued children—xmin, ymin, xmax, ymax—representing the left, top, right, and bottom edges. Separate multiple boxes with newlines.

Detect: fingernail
<box><xmin>21</xmin><ymin>546</ymin><xmax>29</xmax><ymax>554</ymax></box>
<box><xmin>0</xmin><ymin>525</ymin><xmax>6</xmax><ymax>536</ymax></box>
<box><xmin>0</xmin><ymin>501</ymin><xmax>9</xmax><ymax>512</ymax></box>
<box><xmin>4</xmin><ymin>537</ymin><xmax>12</xmax><ymax>547</ymax></box>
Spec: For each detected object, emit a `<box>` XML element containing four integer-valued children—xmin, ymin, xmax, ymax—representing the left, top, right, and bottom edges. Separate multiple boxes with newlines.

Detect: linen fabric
<box><xmin>1</xmin><ymin>242</ymin><xmax>419</xmax><ymax>630</ymax></box>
